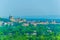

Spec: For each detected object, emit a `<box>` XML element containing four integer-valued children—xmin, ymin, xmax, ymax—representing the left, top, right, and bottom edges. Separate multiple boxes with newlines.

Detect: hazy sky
<box><xmin>0</xmin><ymin>0</ymin><xmax>60</xmax><ymax>18</ymax></box>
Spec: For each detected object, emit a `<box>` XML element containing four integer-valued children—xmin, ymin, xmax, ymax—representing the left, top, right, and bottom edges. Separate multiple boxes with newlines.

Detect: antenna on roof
<box><xmin>9</xmin><ymin>14</ymin><xmax>13</xmax><ymax>19</ymax></box>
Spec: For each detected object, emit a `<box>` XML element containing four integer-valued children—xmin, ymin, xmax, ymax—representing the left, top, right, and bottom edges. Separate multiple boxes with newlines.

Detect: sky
<box><xmin>0</xmin><ymin>0</ymin><xmax>60</xmax><ymax>18</ymax></box>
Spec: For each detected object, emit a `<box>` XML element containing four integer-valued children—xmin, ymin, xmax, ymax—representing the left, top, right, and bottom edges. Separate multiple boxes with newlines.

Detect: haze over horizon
<box><xmin>0</xmin><ymin>0</ymin><xmax>60</xmax><ymax>18</ymax></box>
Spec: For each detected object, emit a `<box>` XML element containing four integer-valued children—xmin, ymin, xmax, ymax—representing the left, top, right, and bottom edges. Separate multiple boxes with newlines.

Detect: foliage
<box><xmin>0</xmin><ymin>24</ymin><xmax>60</xmax><ymax>40</ymax></box>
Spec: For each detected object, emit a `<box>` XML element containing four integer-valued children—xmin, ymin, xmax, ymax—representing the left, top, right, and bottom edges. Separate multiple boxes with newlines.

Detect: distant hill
<box><xmin>0</xmin><ymin>17</ymin><xmax>10</xmax><ymax>22</ymax></box>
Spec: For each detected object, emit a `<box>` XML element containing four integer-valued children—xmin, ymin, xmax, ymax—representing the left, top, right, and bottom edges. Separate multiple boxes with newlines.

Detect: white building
<box><xmin>22</xmin><ymin>23</ymin><xmax>29</xmax><ymax>26</ymax></box>
<box><xmin>0</xmin><ymin>21</ymin><xmax>4</xmax><ymax>26</ymax></box>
